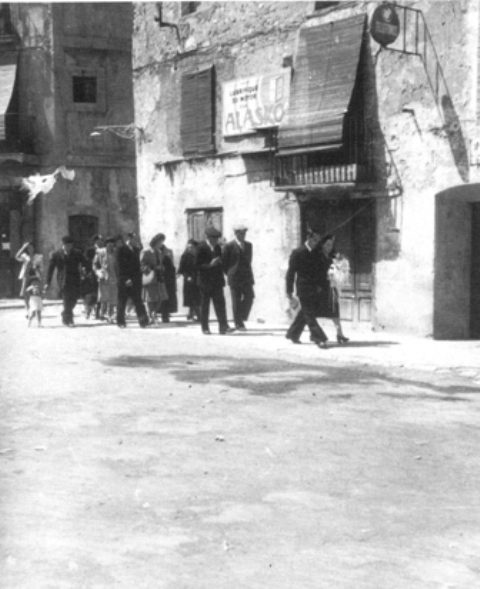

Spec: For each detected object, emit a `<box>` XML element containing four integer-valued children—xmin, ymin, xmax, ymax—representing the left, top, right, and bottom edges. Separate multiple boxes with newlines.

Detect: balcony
<box><xmin>0</xmin><ymin>113</ymin><xmax>35</xmax><ymax>154</ymax></box>
<box><xmin>272</xmin><ymin>117</ymin><xmax>375</xmax><ymax>190</ymax></box>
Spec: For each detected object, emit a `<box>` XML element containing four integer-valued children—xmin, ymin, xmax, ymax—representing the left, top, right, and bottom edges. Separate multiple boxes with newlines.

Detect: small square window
<box><xmin>73</xmin><ymin>76</ymin><xmax>97</xmax><ymax>104</ymax></box>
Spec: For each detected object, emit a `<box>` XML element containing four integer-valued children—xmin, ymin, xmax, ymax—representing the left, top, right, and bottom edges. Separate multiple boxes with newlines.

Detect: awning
<box><xmin>277</xmin><ymin>15</ymin><xmax>366</xmax><ymax>153</ymax></box>
<box><xmin>0</xmin><ymin>50</ymin><xmax>18</xmax><ymax>141</ymax></box>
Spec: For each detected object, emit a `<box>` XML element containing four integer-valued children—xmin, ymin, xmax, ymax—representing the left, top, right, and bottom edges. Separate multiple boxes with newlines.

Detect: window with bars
<box><xmin>180</xmin><ymin>66</ymin><xmax>215</xmax><ymax>156</ymax></box>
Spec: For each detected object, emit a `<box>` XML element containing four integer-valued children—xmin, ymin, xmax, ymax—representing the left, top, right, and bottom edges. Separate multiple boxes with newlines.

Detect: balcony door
<box><xmin>301</xmin><ymin>197</ymin><xmax>375</xmax><ymax>325</ymax></box>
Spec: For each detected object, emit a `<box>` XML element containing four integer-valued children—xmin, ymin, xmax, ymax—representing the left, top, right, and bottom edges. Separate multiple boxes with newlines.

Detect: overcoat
<box><xmin>195</xmin><ymin>241</ymin><xmax>225</xmax><ymax>291</ymax></box>
<box><xmin>222</xmin><ymin>240</ymin><xmax>254</xmax><ymax>288</ymax></box>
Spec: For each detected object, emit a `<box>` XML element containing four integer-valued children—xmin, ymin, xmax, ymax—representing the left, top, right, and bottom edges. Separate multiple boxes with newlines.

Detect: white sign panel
<box><xmin>222</xmin><ymin>69</ymin><xmax>291</xmax><ymax>137</ymax></box>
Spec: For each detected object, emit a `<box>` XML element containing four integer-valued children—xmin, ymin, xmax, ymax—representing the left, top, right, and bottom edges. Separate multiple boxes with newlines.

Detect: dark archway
<box><xmin>434</xmin><ymin>185</ymin><xmax>480</xmax><ymax>339</ymax></box>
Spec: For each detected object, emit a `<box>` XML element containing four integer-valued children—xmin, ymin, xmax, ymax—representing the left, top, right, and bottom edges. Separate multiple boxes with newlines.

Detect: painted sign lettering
<box><xmin>222</xmin><ymin>69</ymin><xmax>291</xmax><ymax>137</ymax></box>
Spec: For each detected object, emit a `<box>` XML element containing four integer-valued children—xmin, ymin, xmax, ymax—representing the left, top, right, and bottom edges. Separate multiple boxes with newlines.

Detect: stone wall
<box><xmin>373</xmin><ymin>0</ymin><xmax>477</xmax><ymax>335</ymax></box>
<box><xmin>13</xmin><ymin>3</ymin><xmax>138</xmax><ymax>258</ymax></box>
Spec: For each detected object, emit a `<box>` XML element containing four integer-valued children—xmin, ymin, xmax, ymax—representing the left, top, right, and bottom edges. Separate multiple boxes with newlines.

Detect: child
<box><xmin>25</xmin><ymin>276</ymin><xmax>43</xmax><ymax>327</ymax></box>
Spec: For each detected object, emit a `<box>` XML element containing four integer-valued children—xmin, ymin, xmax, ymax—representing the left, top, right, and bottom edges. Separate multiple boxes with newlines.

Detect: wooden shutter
<box><xmin>181</xmin><ymin>66</ymin><xmax>215</xmax><ymax>156</ymax></box>
<box><xmin>278</xmin><ymin>15</ymin><xmax>366</xmax><ymax>151</ymax></box>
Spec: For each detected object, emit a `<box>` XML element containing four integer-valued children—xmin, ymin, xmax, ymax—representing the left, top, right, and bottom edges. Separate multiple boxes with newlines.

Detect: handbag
<box><xmin>142</xmin><ymin>270</ymin><xmax>155</xmax><ymax>286</ymax></box>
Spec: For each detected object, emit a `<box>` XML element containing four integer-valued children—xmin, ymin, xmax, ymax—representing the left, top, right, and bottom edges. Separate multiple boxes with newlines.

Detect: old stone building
<box><xmin>0</xmin><ymin>2</ymin><xmax>137</xmax><ymax>298</ymax></box>
<box><xmin>132</xmin><ymin>1</ymin><xmax>480</xmax><ymax>338</ymax></box>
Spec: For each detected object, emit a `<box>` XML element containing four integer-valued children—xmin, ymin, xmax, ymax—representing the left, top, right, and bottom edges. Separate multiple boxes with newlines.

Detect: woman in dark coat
<box><xmin>316</xmin><ymin>234</ymin><xmax>349</xmax><ymax>344</ymax></box>
<box><xmin>178</xmin><ymin>239</ymin><xmax>200</xmax><ymax>321</ymax></box>
<box><xmin>155</xmin><ymin>234</ymin><xmax>177</xmax><ymax>322</ymax></box>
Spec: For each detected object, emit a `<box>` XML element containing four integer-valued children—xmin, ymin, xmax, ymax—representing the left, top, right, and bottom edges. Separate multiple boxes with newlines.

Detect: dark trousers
<box><xmin>62</xmin><ymin>288</ymin><xmax>78</xmax><ymax>325</ymax></box>
<box><xmin>230</xmin><ymin>283</ymin><xmax>254</xmax><ymax>328</ymax></box>
<box><xmin>200</xmin><ymin>286</ymin><xmax>228</xmax><ymax>332</ymax></box>
<box><xmin>286</xmin><ymin>295</ymin><xmax>327</xmax><ymax>343</ymax></box>
<box><xmin>117</xmin><ymin>282</ymin><xmax>148</xmax><ymax>326</ymax></box>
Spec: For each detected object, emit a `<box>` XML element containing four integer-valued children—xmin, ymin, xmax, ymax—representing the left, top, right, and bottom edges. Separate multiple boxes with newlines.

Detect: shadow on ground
<box><xmin>100</xmin><ymin>354</ymin><xmax>478</xmax><ymax>400</ymax></box>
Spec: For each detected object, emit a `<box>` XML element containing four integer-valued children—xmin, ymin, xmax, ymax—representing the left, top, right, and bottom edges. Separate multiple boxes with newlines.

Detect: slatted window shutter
<box><xmin>181</xmin><ymin>66</ymin><xmax>215</xmax><ymax>156</ymax></box>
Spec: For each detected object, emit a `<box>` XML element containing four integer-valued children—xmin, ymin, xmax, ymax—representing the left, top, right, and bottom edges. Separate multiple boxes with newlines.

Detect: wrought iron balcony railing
<box><xmin>272</xmin><ymin>117</ymin><xmax>375</xmax><ymax>189</ymax></box>
<box><xmin>0</xmin><ymin>113</ymin><xmax>35</xmax><ymax>153</ymax></box>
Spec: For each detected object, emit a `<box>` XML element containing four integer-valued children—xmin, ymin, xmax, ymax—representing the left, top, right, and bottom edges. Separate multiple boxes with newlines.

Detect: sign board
<box><xmin>222</xmin><ymin>69</ymin><xmax>291</xmax><ymax>137</ymax></box>
<box><xmin>370</xmin><ymin>3</ymin><xmax>400</xmax><ymax>46</ymax></box>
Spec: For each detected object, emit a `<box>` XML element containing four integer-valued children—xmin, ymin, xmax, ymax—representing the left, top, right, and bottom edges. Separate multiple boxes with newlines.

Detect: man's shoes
<box><xmin>286</xmin><ymin>334</ymin><xmax>302</xmax><ymax>344</ymax></box>
<box><xmin>314</xmin><ymin>340</ymin><xmax>328</xmax><ymax>349</ymax></box>
<box><xmin>219</xmin><ymin>326</ymin><xmax>235</xmax><ymax>335</ymax></box>
<box><xmin>337</xmin><ymin>334</ymin><xmax>349</xmax><ymax>344</ymax></box>
<box><xmin>118</xmin><ymin>323</ymin><xmax>126</xmax><ymax>329</ymax></box>
<box><xmin>236</xmin><ymin>325</ymin><xmax>247</xmax><ymax>332</ymax></box>
<box><xmin>202</xmin><ymin>329</ymin><xmax>212</xmax><ymax>335</ymax></box>
<box><xmin>67</xmin><ymin>322</ymin><xmax>75</xmax><ymax>328</ymax></box>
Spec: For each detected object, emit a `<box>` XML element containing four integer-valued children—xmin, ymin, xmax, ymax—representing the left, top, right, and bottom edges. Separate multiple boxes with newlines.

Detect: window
<box><xmin>73</xmin><ymin>75</ymin><xmax>97</xmax><ymax>104</ymax></box>
<box><xmin>314</xmin><ymin>2</ymin><xmax>340</xmax><ymax>10</ymax></box>
<box><xmin>181</xmin><ymin>66</ymin><xmax>215</xmax><ymax>156</ymax></box>
<box><xmin>181</xmin><ymin>2</ymin><xmax>200</xmax><ymax>16</ymax></box>
<box><xmin>187</xmin><ymin>208</ymin><xmax>222</xmax><ymax>242</ymax></box>
<box><xmin>0</xmin><ymin>4</ymin><xmax>13</xmax><ymax>35</ymax></box>
<box><xmin>69</xmin><ymin>67</ymin><xmax>106</xmax><ymax>112</ymax></box>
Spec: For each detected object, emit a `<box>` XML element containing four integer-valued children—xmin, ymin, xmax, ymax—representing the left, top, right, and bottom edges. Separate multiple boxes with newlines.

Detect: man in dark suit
<box><xmin>116</xmin><ymin>233</ymin><xmax>149</xmax><ymax>328</ymax></box>
<box><xmin>222</xmin><ymin>223</ymin><xmax>254</xmax><ymax>331</ymax></box>
<box><xmin>44</xmin><ymin>235</ymin><xmax>87</xmax><ymax>327</ymax></box>
<box><xmin>195</xmin><ymin>227</ymin><xmax>234</xmax><ymax>335</ymax></box>
<box><xmin>285</xmin><ymin>229</ymin><xmax>328</xmax><ymax>348</ymax></box>
<box><xmin>84</xmin><ymin>234</ymin><xmax>103</xmax><ymax>319</ymax></box>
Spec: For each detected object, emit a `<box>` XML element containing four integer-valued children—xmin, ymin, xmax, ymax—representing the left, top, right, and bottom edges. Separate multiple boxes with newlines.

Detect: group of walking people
<box><xmin>15</xmin><ymin>222</ymin><xmax>349</xmax><ymax>348</ymax></box>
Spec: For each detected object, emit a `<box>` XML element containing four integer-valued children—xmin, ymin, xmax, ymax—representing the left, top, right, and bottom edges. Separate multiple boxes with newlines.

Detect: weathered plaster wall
<box><xmin>39</xmin><ymin>3</ymin><xmax>137</xmax><ymax>256</ymax></box>
<box><xmin>40</xmin><ymin>166</ymin><xmax>137</xmax><ymax>257</ymax></box>
<box><xmin>134</xmin><ymin>2</ymin><xmax>309</xmax><ymax>321</ymax></box>
<box><xmin>373</xmin><ymin>0</ymin><xmax>477</xmax><ymax>335</ymax></box>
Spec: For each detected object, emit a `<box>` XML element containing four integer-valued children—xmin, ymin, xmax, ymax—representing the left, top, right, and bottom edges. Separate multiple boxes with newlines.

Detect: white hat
<box><xmin>233</xmin><ymin>223</ymin><xmax>248</xmax><ymax>231</ymax></box>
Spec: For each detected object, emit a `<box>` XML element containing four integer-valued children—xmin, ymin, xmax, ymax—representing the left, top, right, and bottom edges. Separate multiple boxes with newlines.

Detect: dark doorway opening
<box><xmin>300</xmin><ymin>197</ymin><xmax>376</xmax><ymax>325</ymax></box>
<box><xmin>69</xmin><ymin>215</ymin><xmax>99</xmax><ymax>253</ymax></box>
<box><xmin>470</xmin><ymin>203</ymin><xmax>480</xmax><ymax>338</ymax></box>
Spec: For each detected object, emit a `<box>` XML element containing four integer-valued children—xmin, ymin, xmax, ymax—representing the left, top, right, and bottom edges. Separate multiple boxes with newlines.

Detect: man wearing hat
<box><xmin>222</xmin><ymin>223</ymin><xmax>254</xmax><ymax>331</ymax></box>
<box><xmin>195</xmin><ymin>226</ymin><xmax>234</xmax><ymax>335</ymax></box>
<box><xmin>44</xmin><ymin>235</ymin><xmax>87</xmax><ymax>326</ymax></box>
<box><xmin>116</xmin><ymin>233</ymin><xmax>149</xmax><ymax>328</ymax></box>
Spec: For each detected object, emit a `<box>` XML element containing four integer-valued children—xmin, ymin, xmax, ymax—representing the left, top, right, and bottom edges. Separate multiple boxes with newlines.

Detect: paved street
<box><xmin>1</xmin><ymin>305</ymin><xmax>480</xmax><ymax>588</ymax></box>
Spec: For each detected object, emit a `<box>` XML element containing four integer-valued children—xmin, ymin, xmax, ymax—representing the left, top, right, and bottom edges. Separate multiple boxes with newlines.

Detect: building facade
<box><xmin>0</xmin><ymin>2</ymin><xmax>138</xmax><ymax>298</ymax></box>
<box><xmin>132</xmin><ymin>1</ymin><xmax>480</xmax><ymax>338</ymax></box>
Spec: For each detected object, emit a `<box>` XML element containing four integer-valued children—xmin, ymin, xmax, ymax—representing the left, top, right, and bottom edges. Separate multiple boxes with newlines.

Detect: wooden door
<box><xmin>301</xmin><ymin>198</ymin><xmax>375</xmax><ymax>325</ymax></box>
<box><xmin>470</xmin><ymin>203</ymin><xmax>480</xmax><ymax>338</ymax></box>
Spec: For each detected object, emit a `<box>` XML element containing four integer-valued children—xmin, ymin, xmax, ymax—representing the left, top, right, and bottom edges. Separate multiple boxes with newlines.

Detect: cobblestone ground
<box><xmin>1</xmin><ymin>306</ymin><xmax>480</xmax><ymax>589</ymax></box>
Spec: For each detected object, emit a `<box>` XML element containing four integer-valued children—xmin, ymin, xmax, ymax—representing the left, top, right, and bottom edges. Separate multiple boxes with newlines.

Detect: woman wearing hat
<box><xmin>140</xmin><ymin>234</ymin><xmax>168</xmax><ymax>324</ymax></box>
